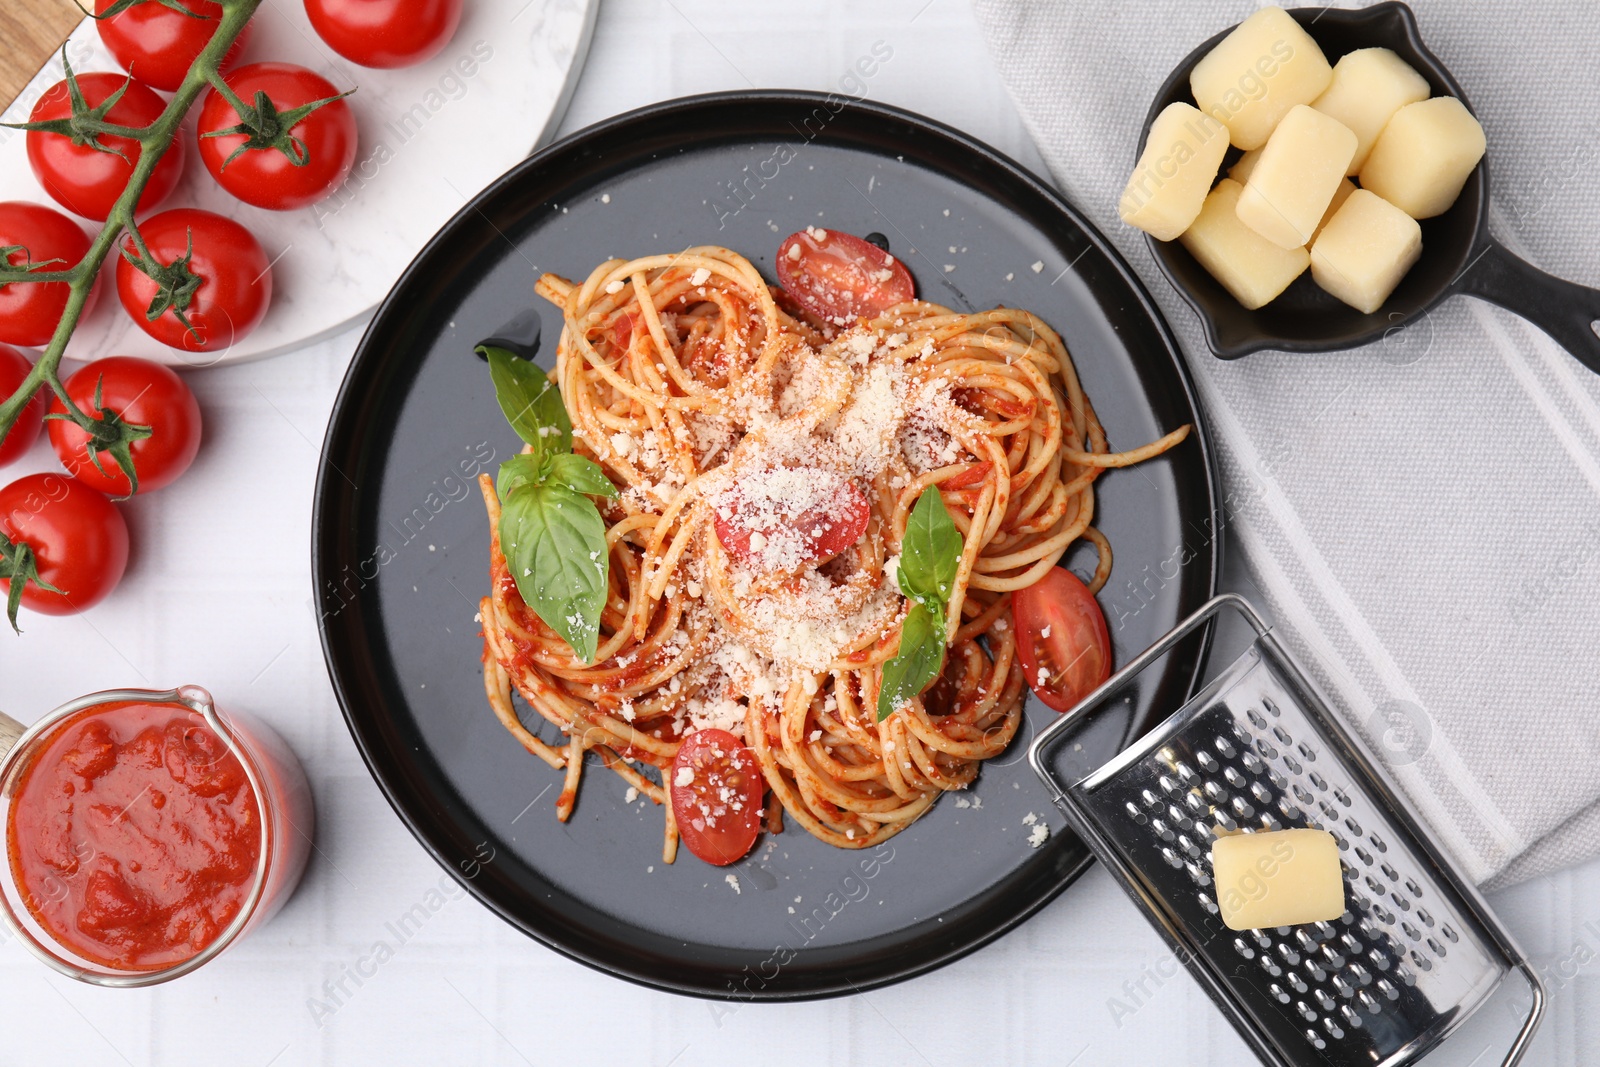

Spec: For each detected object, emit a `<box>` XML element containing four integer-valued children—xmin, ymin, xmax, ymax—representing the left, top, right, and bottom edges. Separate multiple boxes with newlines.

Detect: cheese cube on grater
<box><xmin>1029</xmin><ymin>595</ymin><xmax>1544</xmax><ymax>1067</ymax></box>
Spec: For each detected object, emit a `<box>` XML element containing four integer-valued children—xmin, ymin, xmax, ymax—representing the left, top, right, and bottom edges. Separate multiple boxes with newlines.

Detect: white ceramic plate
<box><xmin>0</xmin><ymin>0</ymin><xmax>596</xmax><ymax>367</ymax></box>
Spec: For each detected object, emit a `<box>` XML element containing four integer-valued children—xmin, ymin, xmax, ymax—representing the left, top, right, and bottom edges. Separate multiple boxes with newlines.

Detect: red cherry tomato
<box><xmin>0</xmin><ymin>344</ymin><xmax>46</xmax><ymax>467</ymax></box>
<box><xmin>712</xmin><ymin>472</ymin><xmax>870</xmax><ymax>570</ymax></box>
<box><xmin>0</xmin><ymin>201</ymin><xmax>100</xmax><ymax>347</ymax></box>
<box><xmin>48</xmin><ymin>357</ymin><xmax>202</xmax><ymax>496</ymax></box>
<box><xmin>670</xmin><ymin>729</ymin><xmax>763</xmax><ymax>866</ymax></box>
<box><xmin>197</xmin><ymin>62</ymin><xmax>357</xmax><ymax>211</ymax></box>
<box><xmin>0</xmin><ymin>473</ymin><xmax>129</xmax><ymax>617</ymax></box>
<box><xmin>95</xmin><ymin>0</ymin><xmax>251</xmax><ymax>93</ymax></box>
<box><xmin>775</xmin><ymin>229</ymin><xmax>916</xmax><ymax>325</ymax></box>
<box><xmin>1013</xmin><ymin>567</ymin><xmax>1113</xmax><ymax>713</ymax></box>
<box><xmin>116</xmin><ymin>208</ymin><xmax>271</xmax><ymax>352</ymax></box>
<box><xmin>304</xmin><ymin>0</ymin><xmax>463</xmax><ymax>69</ymax></box>
<box><xmin>25</xmin><ymin>72</ymin><xmax>184</xmax><ymax>222</ymax></box>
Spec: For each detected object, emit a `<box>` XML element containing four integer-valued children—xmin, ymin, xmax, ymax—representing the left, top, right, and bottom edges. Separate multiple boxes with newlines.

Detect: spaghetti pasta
<box><xmin>478</xmin><ymin>244</ymin><xmax>1189</xmax><ymax>862</ymax></box>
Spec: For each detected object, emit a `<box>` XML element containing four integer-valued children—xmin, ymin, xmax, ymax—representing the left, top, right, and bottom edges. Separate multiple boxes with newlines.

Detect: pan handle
<box><xmin>1454</xmin><ymin>238</ymin><xmax>1600</xmax><ymax>375</ymax></box>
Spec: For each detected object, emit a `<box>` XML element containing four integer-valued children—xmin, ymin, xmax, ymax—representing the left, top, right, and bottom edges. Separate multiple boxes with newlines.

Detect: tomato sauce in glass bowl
<box><xmin>0</xmin><ymin>686</ymin><xmax>312</xmax><ymax>985</ymax></box>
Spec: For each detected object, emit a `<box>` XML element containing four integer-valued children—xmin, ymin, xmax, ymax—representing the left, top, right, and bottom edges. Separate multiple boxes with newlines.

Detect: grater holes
<box><xmin>1278</xmin><ymin>799</ymin><xmax>1303</xmax><ymax>821</ymax></box>
<box><xmin>1176</xmin><ymin>761</ymin><xmax>1199</xmax><ymax>786</ymax></box>
<box><xmin>1197</xmin><ymin>892</ymin><xmax>1219</xmax><ymax>915</ymax></box>
<box><xmin>1269</xmin><ymin>982</ymin><xmax>1290</xmax><ymax>1004</ymax></box>
<box><xmin>1390</xmin><ymin>892</ymin><xmax>1411</xmax><ymax>913</ymax></box>
<box><xmin>1406</xmin><ymin>878</ymin><xmax>1424</xmax><ymax>899</ymax></box>
<box><xmin>1379</xmin><ymin>861</ymin><xmax>1398</xmax><ymax>882</ymax></box>
<box><xmin>1167</xmin><ymin>804</ymin><xmax>1193</xmax><ymax>830</ymax></box>
<box><xmin>1178</xmin><ymin>833</ymin><xmax>1203</xmax><ymax>858</ymax></box>
<box><xmin>1376</xmin><ymin>977</ymin><xmax>1400</xmax><ymax>1000</ymax></box>
<box><xmin>1347</xmin><ymin>962</ymin><xmax>1371</xmax><ymax>987</ymax></box>
<box><xmin>1125</xmin><ymin>801</ymin><xmax>1148</xmax><ymax>824</ymax></box>
<box><xmin>1295</xmin><ymin>929</ymin><xmax>1318</xmax><ymax>953</ymax></box>
<box><xmin>1354</xmin><ymin>845</ymin><xmax>1373</xmax><ymax>865</ymax></box>
<box><xmin>1250</xmin><ymin>781</ymin><xmax>1272</xmax><ymax>804</ymax></box>
<box><xmin>1303</xmin><ymin>958</ymin><xmax>1327</xmax><ymax>983</ymax></box>
<box><xmin>1441</xmin><ymin>924</ymin><xmax>1459</xmax><ymax>943</ymax></box>
<box><xmin>1158</xmin><ymin>774</ymin><xmax>1180</xmax><ymax>797</ymax></box>
<box><xmin>1255</xmin><ymin>737</ymin><xmax>1280</xmax><ymax>760</ymax></box>
<box><xmin>1212</xmin><ymin>810</ymin><xmax>1238</xmax><ymax>833</ymax></box>
<box><xmin>1340</xmin><ymin>1004</ymin><xmax>1363</xmax><ymax>1029</ymax></box>
<box><xmin>1297</xmin><ymin>741</ymin><xmax>1317</xmax><ymax>763</ymax></box>
<box><xmin>1305</xmin><ymin>1029</ymin><xmax>1327</xmax><ymax>1052</ymax></box>
<box><xmin>1184</xmin><ymin>792</ymin><xmax>1207</xmax><ymax>815</ymax></box>
<box><xmin>1202</xmin><ymin>780</ymin><xmax>1226</xmax><ymax>802</ymax></box>
<box><xmin>1396</xmin><ymin>963</ymin><xmax>1417</xmax><ymax>985</ymax></box>
<box><xmin>1266</xmin><ymin>768</ymin><xmax>1288</xmax><ymax>790</ymax></box>
<box><xmin>1296</xmin><ymin>1001</ymin><xmax>1317</xmax><ymax>1022</ymax></box>
<box><xmin>1277</xmin><ymin>942</ymin><xmax>1301</xmax><ymax>966</ymax></box>
<box><xmin>1150</xmin><ymin>818</ymin><xmax>1175</xmax><ymax>842</ymax></box>
<box><xmin>1369</xmin><ymin>832</ymin><xmax>1388</xmax><ymax>853</ymax></box>
<box><xmin>1247</xmin><ymin>708</ymin><xmax>1269</xmax><ymax>730</ymax></box>
<box><xmin>1292</xmin><ymin>783</ymin><xmax>1314</xmax><ymax>805</ymax></box>
<box><xmin>1241</xmin><ymin>750</ymin><xmax>1263</xmax><ymax>773</ymax></box>
<box><xmin>1272</xmin><ymin>724</ymin><xmax>1292</xmax><ymax>745</ymax></box>
<box><xmin>1215</xmin><ymin>736</ymin><xmax>1237</xmax><ymax>759</ymax></box>
<box><xmin>1333</xmin><ymin>787</ymin><xmax>1352</xmax><ymax>807</ymax></box>
<box><xmin>1223</xmin><ymin>766</ymin><xmax>1246</xmax><ymax>789</ymax></box>
<box><xmin>1283</xmin><ymin>755</ymin><xmax>1303</xmax><ymax>775</ymax></box>
<box><xmin>1185</xmin><ymin>861</ymin><xmax>1210</xmax><ymax>886</ymax></box>
<box><xmin>1233</xmin><ymin>937</ymin><xmax>1256</xmax><ymax>960</ymax></box>
<box><xmin>1231</xmin><ymin>797</ymin><xmax>1254</xmax><ymax>819</ymax></box>
<box><xmin>1140</xmin><ymin>788</ymin><xmax>1162</xmax><ymax>809</ymax></box>
<box><xmin>1408</xmin><ymin>950</ymin><xmax>1432</xmax><ymax>972</ymax></box>
<box><xmin>1259</xmin><ymin>954</ymin><xmax>1283</xmax><ymax>978</ymax></box>
<box><xmin>1340</xmin><ymin>932</ymin><xmax>1363</xmax><ymax>955</ymax></box>
<box><xmin>1371</xmin><ymin>902</ymin><xmax>1395</xmax><ymax>925</ymax></box>
<box><xmin>1368</xmin><ymin>948</ymin><xmax>1391</xmax><ymax>972</ymax></box>
<box><xmin>1314</xmin><ymin>988</ymin><xmax>1335</xmax><ymax>1012</ymax></box>
<box><xmin>1414</xmin><ymin>907</ymin><xmax>1432</xmax><ymax>927</ymax></box>
<box><xmin>1322</xmin><ymin>1016</ymin><xmax>1345</xmax><ymax>1040</ymax></box>
<box><xmin>1319</xmin><ymin>800</ymin><xmax>1340</xmax><ymax>821</ymax></box>
<box><xmin>1320</xmin><ymin>943</ymin><xmax>1345</xmax><ymax>969</ymax></box>
<box><xmin>1345</xmin><ymin>817</ymin><xmax>1363</xmax><ymax>837</ymax></box>
<box><xmin>1287</xmin><ymin>972</ymin><xmax>1308</xmax><ymax>993</ymax></box>
<box><xmin>1161</xmin><ymin>846</ymin><xmax>1184</xmax><ymax>869</ymax></box>
<box><xmin>1426</xmin><ymin>937</ymin><xmax>1446</xmax><ymax>958</ymax></box>
<box><xmin>1331</xmin><ymin>974</ymin><xmax>1355</xmax><ymax>999</ymax></box>
<box><xmin>1358</xmin><ymin>990</ymin><xmax>1381</xmax><ymax>1014</ymax></box>
<box><xmin>1195</xmin><ymin>749</ymin><xmax>1219</xmax><ymax>772</ymax></box>
<box><xmin>1306</xmin><ymin>770</ymin><xmax>1327</xmax><ymax>791</ymax></box>
<box><xmin>1263</xmin><ymin>697</ymin><xmax>1281</xmax><ymax>717</ymax></box>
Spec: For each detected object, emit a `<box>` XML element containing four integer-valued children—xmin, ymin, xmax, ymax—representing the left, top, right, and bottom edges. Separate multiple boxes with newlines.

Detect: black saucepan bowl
<box><xmin>1142</xmin><ymin>1</ymin><xmax>1600</xmax><ymax>369</ymax></box>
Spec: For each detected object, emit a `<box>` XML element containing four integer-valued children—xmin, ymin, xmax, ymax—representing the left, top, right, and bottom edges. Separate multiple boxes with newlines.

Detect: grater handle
<box><xmin>1027</xmin><ymin>592</ymin><xmax>1267</xmax><ymax>796</ymax></box>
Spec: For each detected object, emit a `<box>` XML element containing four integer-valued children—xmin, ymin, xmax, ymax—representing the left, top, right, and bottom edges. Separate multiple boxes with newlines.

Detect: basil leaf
<box><xmin>496</xmin><ymin>452</ymin><xmax>549</xmax><ymax>501</ymax></box>
<box><xmin>897</xmin><ymin>487</ymin><xmax>961</xmax><ymax>606</ymax></box>
<box><xmin>877</xmin><ymin>602</ymin><xmax>947</xmax><ymax>722</ymax></box>
<box><xmin>483</xmin><ymin>345</ymin><xmax>571</xmax><ymax>458</ymax></box>
<box><xmin>544</xmin><ymin>453</ymin><xmax>618</xmax><ymax>499</ymax></box>
<box><xmin>498</xmin><ymin>483</ymin><xmax>609</xmax><ymax>664</ymax></box>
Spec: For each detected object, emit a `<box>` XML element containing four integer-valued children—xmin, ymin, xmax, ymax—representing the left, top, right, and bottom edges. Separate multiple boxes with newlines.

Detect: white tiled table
<box><xmin>3</xmin><ymin>2</ymin><xmax>1595</xmax><ymax>1064</ymax></box>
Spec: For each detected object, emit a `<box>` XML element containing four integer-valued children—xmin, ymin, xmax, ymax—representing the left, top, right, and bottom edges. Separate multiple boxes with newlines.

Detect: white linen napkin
<box><xmin>971</xmin><ymin>0</ymin><xmax>1600</xmax><ymax>888</ymax></box>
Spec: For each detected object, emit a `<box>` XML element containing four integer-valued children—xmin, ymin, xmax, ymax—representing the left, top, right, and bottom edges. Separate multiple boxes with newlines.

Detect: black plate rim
<box><xmin>313</xmin><ymin>88</ymin><xmax>1223</xmax><ymax>1000</ymax></box>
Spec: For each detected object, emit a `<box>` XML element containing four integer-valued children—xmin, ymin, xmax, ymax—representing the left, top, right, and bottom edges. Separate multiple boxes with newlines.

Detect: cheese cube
<box><xmin>1310</xmin><ymin>188</ymin><xmax>1423</xmax><ymax>313</ymax></box>
<box><xmin>1119</xmin><ymin>102</ymin><xmax>1232</xmax><ymax>240</ymax></box>
<box><xmin>1190</xmin><ymin>6</ymin><xmax>1334</xmax><ymax>150</ymax></box>
<box><xmin>1359</xmin><ymin>96</ymin><xmax>1486</xmax><ymax>218</ymax></box>
<box><xmin>1180</xmin><ymin>179</ymin><xmax>1310</xmax><ymax>309</ymax></box>
<box><xmin>1212</xmin><ymin>828</ymin><xmax>1345</xmax><ymax>931</ymax></box>
<box><xmin>1311</xmin><ymin>47</ymin><xmax>1431</xmax><ymax>174</ymax></box>
<box><xmin>1228</xmin><ymin>147</ymin><xmax>1263</xmax><ymax>184</ymax></box>
<box><xmin>1312</xmin><ymin>177</ymin><xmax>1357</xmax><ymax>243</ymax></box>
<box><xmin>1236</xmin><ymin>105</ymin><xmax>1358</xmax><ymax>249</ymax></box>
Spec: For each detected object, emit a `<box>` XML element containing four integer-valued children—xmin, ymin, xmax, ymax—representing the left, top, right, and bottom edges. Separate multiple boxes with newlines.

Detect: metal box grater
<box><xmin>1029</xmin><ymin>594</ymin><xmax>1544</xmax><ymax>1067</ymax></box>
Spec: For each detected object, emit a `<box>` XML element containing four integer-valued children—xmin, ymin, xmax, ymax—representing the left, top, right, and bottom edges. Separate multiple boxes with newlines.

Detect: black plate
<box><xmin>314</xmin><ymin>91</ymin><xmax>1220</xmax><ymax>1000</ymax></box>
<box><xmin>1143</xmin><ymin>2</ymin><xmax>1600</xmax><ymax>369</ymax></box>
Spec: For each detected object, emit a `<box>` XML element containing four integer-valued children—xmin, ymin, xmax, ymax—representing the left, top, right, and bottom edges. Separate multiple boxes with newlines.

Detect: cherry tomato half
<box><xmin>95</xmin><ymin>0</ymin><xmax>251</xmax><ymax>93</ymax></box>
<box><xmin>775</xmin><ymin>228</ymin><xmax>915</xmax><ymax>325</ymax></box>
<box><xmin>304</xmin><ymin>0</ymin><xmax>463</xmax><ymax>69</ymax></box>
<box><xmin>0</xmin><ymin>201</ymin><xmax>99</xmax><ymax>347</ymax></box>
<box><xmin>0</xmin><ymin>472</ymin><xmax>128</xmax><ymax>616</ymax></box>
<box><xmin>25</xmin><ymin>72</ymin><xmax>183</xmax><ymax>222</ymax></box>
<box><xmin>712</xmin><ymin>470</ymin><xmax>870</xmax><ymax>571</ymax></box>
<box><xmin>116</xmin><ymin>208</ymin><xmax>271</xmax><ymax>352</ymax></box>
<box><xmin>1012</xmin><ymin>567</ymin><xmax>1112</xmax><ymax>713</ymax></box>
<box><xmin>0</xmin><ymin>344</ymin><xmax>46</xmax><ymax>467</ymax></box>
<box><xmin>197</xmin><ymin>62</ymin><xmax>357</xmax><ymax>211</ymax></box>
<box><xmin>670</xmin><ymin>729</ymin><xmax>763</xmax><ymax>866</ymax></box>
<box><xmin>48</xmin><ymin>356</ymin><xmax>202</xmax><ymax>496</ymax></box>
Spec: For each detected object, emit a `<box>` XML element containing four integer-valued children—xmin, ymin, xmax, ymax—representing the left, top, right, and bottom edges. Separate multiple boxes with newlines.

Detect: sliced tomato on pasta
<box><xmin>671</xmin><ymin>729</ymin><xmax>763</xmax><ymax>866</ymax></box>
<box><xmin>1013</xmin><ymin>567</ymin><xmax>1112</xmax><ymax>714</ymax></box>
<box><xmin>776</xmin><ymin>228</ymin><xmax>915</xmax><ymax>323</ymax></box>
<box><xmin>713</xmin><ymin>473</ymin><xmax>870</xmax><ymax>571</ymax></box>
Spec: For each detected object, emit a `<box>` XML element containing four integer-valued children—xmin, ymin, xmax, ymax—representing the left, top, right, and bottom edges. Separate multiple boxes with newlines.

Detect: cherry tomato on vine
<box><xmin>670</xmin><ymin>729</ymin><xmax>763</xmax><ymax>866</ymax></box>
<box><xmin>24</xmin><ymin>71</ymin><xmax>183</xmax><ymax>222</ymax></box>
<box><xmin>0</xmin><ymin>472</ymin><xmax>128</xmax><ymax>622</ymax></box>
<box><xmin>304</xmin><ymin>0</ymin><xmax>463</xmax><ymax>68</ymax></box>
<box><xmin>95</xmin><ymin>0</ymin><xmax>252</xmax><ymax>93</ymax></box>
<box><xmin>48</xmin><ymin>356</ymin><xmax>202</xmax><ymax>496</ymax></box>
<box><xmin>776</xmin><ymin>229</ymin><xmax>916</xmax><ymax>324</ymax></box>
<box><xmin>197</xmin><ymin>63</ymin><xmax>357</xmax><ymax>211</ymax></box>
<box><xmin>1012</xmin><ymin>567</ymin><xmax>1112</xmax><ymax>714</ymax></box>
<box><xmin>116</xmin><ymin>208</ymin><xmax>271</xmax><ymax>352</ymax></box>
<box><xmin>0</xmin><ymin>345</ymin><xmax>46</xmax><ymax>467</ymax></box>
<box><xmin>0</xmin><ymin>201</ymin><xmax>100</xmax><ymax>348</ymax></box>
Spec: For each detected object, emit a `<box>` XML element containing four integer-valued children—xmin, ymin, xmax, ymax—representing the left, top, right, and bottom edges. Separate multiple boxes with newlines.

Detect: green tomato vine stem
<box><xmin>0</xmin><ymin>0</ymin><xmax>262</xmax><ymax>442</ymax></box>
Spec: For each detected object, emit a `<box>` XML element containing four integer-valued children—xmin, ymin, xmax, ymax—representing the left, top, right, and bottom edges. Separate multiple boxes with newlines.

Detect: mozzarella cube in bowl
<box><xmin>1311</xmin><ymin>177</ymin><xmax>1358</xmax><ymax>243</ymax></box>
<box><xmin>1190</xmin><ymin>6</ymin><xmax>1333</xmax><ymax>150</ymax></box>
<box><xmin>1310</xmin><ymin>188</ymin><xmax>1423</xmax><ymax>313</ymax></box>
<box><xmin>1359</xmin><ymin>96</ymin><xmax>1486</xmax><ymax>218</ymax></box>
<box><xmin>1311</xmin><ymin>47</ymin><xmax>1431</xmax><ymax>174</ymax></box>
<box><xmin>1119</xmin><ymin>102</ymin><xmax>1232</xmax><ymax>240</ymax></box>
<box><xmin>1235</xmin><ymin>105</ymin><xmax>1358</xmax><ymax>249</ymax></box>
<box><xmin>1180</xmin><ymin>179</ymin><xmax>1310</xmax><ymax>309</ymax></box>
